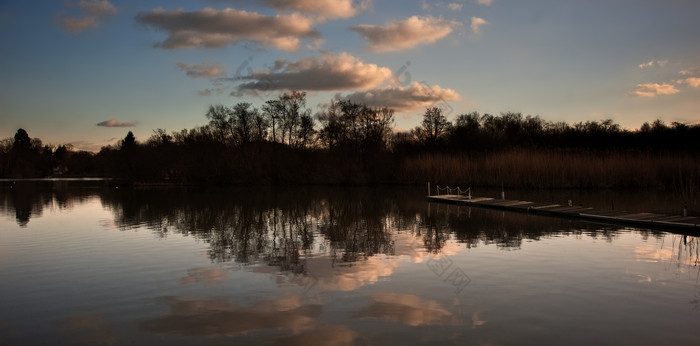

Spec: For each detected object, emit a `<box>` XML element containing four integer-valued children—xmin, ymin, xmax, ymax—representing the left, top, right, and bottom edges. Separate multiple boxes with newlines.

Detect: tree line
<box><xmin>1</xmin><ymin>90</ymin><xmax>699</xmax><ymax>186</ymax></box>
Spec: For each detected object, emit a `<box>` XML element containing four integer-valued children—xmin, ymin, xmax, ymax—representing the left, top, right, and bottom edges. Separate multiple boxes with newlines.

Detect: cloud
<box><xmin>59</xmin><ymin>0</ymin><xmax>117</xmax><ymax>33</ymax></box>
<box><xmin>632</xmin><ymin>83</ymin><xmax>679</xmax><ymax>97</ymax></box>
<box><xmin>199</xmin><ymin>87</ymin><xmax>228</xmax><ymax>96</ymax></box>
<box><xmin>351</xmin><ymin>16</ymin><xmax>461</xmax><ymax>52</ymax></box>
<box><xmin>638</xmin><ymin>59</ymin><xmax>668</xmax><ymax>69</ymax></box>
<box><xmin>68</xmin><ymin>140</ymin><xmax>108</xmax><ymax>152</ymax></box>
<box><xmin>206</xmin><ymin>0</ymin><xmax>370</xmax><ymax>20</ymax></box>
<box><xmin>678</xmin><ymin>77</ymin><xmax>700</xmax><ymax>88</ymax></box>
<box><xmin>470</xmin><ymin>16</ymin><xmax>488</xmax><ymax>35</ymax></box>
<box><xmin>60</xmin><ymin>15</ymin><xmax>99</xmax><ymax>33</ymax></box>
<box><xmin>638</xmin><ymin>60</ymin><xmax>654</xmax><ymax>68</ymax></box>
<box><xmin>78</xmin><ymin>0</ymin><xmax>118</xmax><ymax>16</ymax></box>
<box><xmin>233</xmin><ymin>52</ymin><xmax>392</xmax><ymax>94</ymax></box>
<box><xmin>337</xmin><ymin>82</ymin><xmax>462</xmax><ymax>112</ymax></box>
<box><xmin>176</xmin><ymin>61</ymin><xmax>224</xmax><ymax>78</ymax></box>
<box><xmin>447</xmin><ymin>3</ymin><xmax>463</xmax><ymax>11</ymax></box>
<box><xmin>477</xmin><ymin>0</ymin><xmax>493</xmax><ymax>5</ymax></box>
<box><xmin>134</xmin><ymin>8</ymin><xmax>320</xmax><ymax>51</ymax></box>
<box><xmin>261</xmin><ymin>0</ymin><xmax>371</xmax><ymax>20</ymax></box>
<box><xmin>97</xmin><ymin>119</ymin><xmax>137</xmax><ymax>127</ymax></box>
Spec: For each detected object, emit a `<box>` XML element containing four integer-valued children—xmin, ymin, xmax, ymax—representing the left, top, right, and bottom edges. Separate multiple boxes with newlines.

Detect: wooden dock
<box><xmin>427</xmin><ymin>194</ymin><xmax>700</xmax><ymax>232</ymax></box>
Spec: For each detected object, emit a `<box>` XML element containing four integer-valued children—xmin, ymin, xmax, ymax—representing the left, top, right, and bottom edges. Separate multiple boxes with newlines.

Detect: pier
<box><xmin>427</xmin><ymin>189</ymin><xmax>699</xmax><ymax>232</ymax></box>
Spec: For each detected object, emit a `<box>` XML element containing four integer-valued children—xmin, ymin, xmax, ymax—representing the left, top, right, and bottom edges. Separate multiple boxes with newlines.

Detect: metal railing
<box><xmin>434</xmin><ymin>185</ymin><xmax>471</xmax><ymax>199</ymax></box>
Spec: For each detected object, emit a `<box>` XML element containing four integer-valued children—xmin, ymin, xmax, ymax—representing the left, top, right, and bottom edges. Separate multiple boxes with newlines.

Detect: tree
<box><xmin>233</xmin><ymin>102</ymin><xmax>256</xmax><ymax>145</ymax></box>
<box><xmin>13</xmin><ymin>128</ymin><xmax>31</xmax><ymax>151</ymax></box>
<box><xmin>274</xmin><ymin>90</ymin><xmax>314</xmax><ymax>148</ymax></box>
<box><xmin>122</xmin><ymin>131</ymin><xmax>136</xmax><ymax>149</ymax></box>
<box><xmin>263</xmin><ymin>99</ymin><xmax>283</xmax><ymax>143</ymax></box>
<box><xmin>316</xmin><ymin>101</ymin><xmax>341</xmax><ymax>150</ymax></box>
<box><xmin>417</xmin><ymin>107</ymin><xmax>450</xmax><ymax>146</ymax></box>
<box><xmin>206</xmin><ymin>104</ymin><xmax>235</xmax><ymax>143</ymax></box>
<box><xmin>252</xmin><ymin>112</ymin><xmax>270</xmax><ymax>142</ymax></box>
<box><xmin>361</xmin><ymin>106</ymin><xmax>394</xmax><ymax>151</ymax></box>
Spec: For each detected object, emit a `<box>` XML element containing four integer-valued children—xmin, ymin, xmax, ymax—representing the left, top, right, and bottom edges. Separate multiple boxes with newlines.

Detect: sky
<box><xmin>1</xmin><ymin>0</ymin><xmax>699</xmax><ymax>152</ymax></box>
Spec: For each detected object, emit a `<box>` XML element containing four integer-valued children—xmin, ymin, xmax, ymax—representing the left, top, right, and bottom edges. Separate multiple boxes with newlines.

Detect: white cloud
<box><xmin>234</xmin><ymin>52</ymin><xmax>392</xmax><ymax>93</ymax></box>
<box><xmin>176</xmin><ymin>61</ymin><xmax>224</xmax><ymax>78</ymax></box>
<box><xmin>351</xmin><ymin>16</ymin><xmax>460</xmax><ymax>52</ymax></box>
<box><xmin>679</xmin><ymin>68</ymin><xmax>698</xmax><ymax>76</ymax></box>
<box><xmin>337</xmin><ymin>82</ymin><xmax>462</xmax><ymax>112</ymax></box>
<box><xmin>678</xmin><ymin>77</ymin><xmax>700</xmax><ymax>88</ymax></box>
<box><xmin>96</xmin><ymin>119</ymin><xmax>137</xmax><ymax>127</ymax></box>
<box><xmin>638</xmin><ymin>60</ymin><xmax>654</xmax><ymax>68</ymax></box>
<box><xmin>632</xmin><ymin>83</ymin><xmax>679</xmax><ymax>97</ymax></box>
<box><xmin>470</xmin><ymin>16</ymin><xmax>488</xmax><ymax>35</ymax></box>
<box><xmin>638</xmin><ymin>59</ymin><xmax>668</xmax><ymax>69</ymax></box>
<box><xmin>135</xmin><ymin>8</ymin><xmax>320</xmax><ymax>51</ymax></box>
<box><xmin>68</xmin><ymin>140</ymin><xmax>107</xmax><ymax>152</ymax></box>
<box><xmin>477</xmin><ymin>0</ymin><xmax>492</xmax><ymax>5</ymax></box>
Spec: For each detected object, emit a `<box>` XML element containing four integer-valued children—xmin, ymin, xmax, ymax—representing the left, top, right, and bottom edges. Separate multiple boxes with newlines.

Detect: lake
<box><xmin>1</xmin><ymin>181</ymin><xmax>699</xmax><ymax>345</ymax></box>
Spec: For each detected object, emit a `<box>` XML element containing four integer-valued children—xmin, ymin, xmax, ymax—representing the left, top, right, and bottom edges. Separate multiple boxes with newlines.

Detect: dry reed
<box><xmin>398</xmin><ymin>149</ymin><xmax>700</xmax><ymax>193</ymax></box>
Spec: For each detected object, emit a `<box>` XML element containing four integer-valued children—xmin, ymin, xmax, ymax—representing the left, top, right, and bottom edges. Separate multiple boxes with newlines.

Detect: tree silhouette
<box><xmin>415</xmin><ymin>107</ymin><xmax>450</xmax><ymax>146</ymax></box>
<box><xmin>13</xmin><ymin>128</ymin><xmax>31</xmax><ymax>151</ymax></box>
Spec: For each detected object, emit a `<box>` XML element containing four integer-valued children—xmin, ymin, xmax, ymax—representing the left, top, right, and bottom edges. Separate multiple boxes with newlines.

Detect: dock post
<box><xmin>684</xmin><ymin>202</ymin><xmax>687</xmax><ymax>217</ymax></box>
<box><xmin>428</xmin><ymin>182</ymin><xmax>431</xmax><ymax>196</ymax></box>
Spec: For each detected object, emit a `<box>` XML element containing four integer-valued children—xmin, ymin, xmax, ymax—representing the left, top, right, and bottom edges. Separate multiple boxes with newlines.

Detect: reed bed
<box><xmin>398</xmin><ymin>149</ymin><xmax>700</xmax><ymax>196</ymax></box>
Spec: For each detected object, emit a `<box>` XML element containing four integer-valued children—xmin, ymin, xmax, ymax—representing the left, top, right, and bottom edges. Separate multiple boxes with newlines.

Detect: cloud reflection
<box><xmin>270</xmin><ymin>325</ymin><xmax>361</xmax><ymax>346</ymax></box>
<box><xmin>140</xmin><ymin>295</ymin><xmax>322</xmax><ymax>336</ymax></box>
<box><xmin>56</xmin><ymin>314</ymin><xmax>118</xmax><ymax>345</ymax></box>
<box><xmin>180</xmin><ymin>267</ymin><xmax>227</xmax><ymax>286</ymax></box>
<box><xmin>353</xmin><ymin>293</ymin><xmax>455</xmax><ymax>326</ymax></box>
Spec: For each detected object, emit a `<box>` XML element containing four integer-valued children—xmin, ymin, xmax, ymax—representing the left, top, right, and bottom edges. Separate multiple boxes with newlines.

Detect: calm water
<box><xmin>1</xmin><ymin>181</ymin><xmax>699</xmax><ymax>345</ymax></box>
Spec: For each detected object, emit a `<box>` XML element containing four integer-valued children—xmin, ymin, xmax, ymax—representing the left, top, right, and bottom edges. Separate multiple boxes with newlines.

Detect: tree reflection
<box><xmin>98</xmin><ymin>187</ymin><xmax>417</xmax><ymax>272</ymax></box>
<box><xmin>0</xmin><ymin>180</ymin><xmax>100</xmax><ymax>227</ymax></box>
<box><xmin>3</xmin><ymin>183</ymin><xmax>697</xmax><ymax>277</ymax></box>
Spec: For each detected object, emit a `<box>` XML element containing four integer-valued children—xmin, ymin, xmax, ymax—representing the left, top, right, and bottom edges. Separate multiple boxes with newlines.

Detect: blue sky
<box><xmin>1</xmin><ymin>0</ymin><xmax>699</xmax><ymax>151</ymax></box>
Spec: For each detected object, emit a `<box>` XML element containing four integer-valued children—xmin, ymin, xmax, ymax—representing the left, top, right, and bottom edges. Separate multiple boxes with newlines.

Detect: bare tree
<box><xmin>416</xmin><ymin>107</ymin><xmax>450</xmax><ymax>146</ymax></box>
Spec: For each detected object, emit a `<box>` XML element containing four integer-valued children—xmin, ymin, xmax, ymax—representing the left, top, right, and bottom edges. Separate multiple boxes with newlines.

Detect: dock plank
<box><xmin>427</xmin><ymin>194</ymin><xmax>698</xmax><ymax>232</ymax></box>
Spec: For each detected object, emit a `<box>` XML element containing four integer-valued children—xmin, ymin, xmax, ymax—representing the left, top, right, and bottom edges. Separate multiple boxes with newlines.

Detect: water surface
<box><xmin>1</xmin><ymin>182</ymin><xmax>699</xmax><ymax>345</ymax></box>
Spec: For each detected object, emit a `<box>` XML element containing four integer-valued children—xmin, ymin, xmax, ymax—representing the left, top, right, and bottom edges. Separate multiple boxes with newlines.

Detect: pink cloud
<box><xmin>234</xmin><ymin>52</ymin><xmax>392</xmax><ymax>93</ymax></box>
<box><xmin>632</xmin><ymin>83</ymin><xmax>679</xmax><ymax>97</ymax></box>
<box><xmin>351</xmin><ymin>16</ymin><xmax>460</xmax><ymax>52</ymax></box>
<box><xmin>135</xmin><ymin>8</ymin><xmax>320</xmax><ymax>51</ymax></box>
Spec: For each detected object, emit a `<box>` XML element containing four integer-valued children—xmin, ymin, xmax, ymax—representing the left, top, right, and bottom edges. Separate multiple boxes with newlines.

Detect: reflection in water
<box><xmin>635</xmin><ymin>234</ymin><xmax>700</xmax><ymax>267</ymax></box>
<box><xmin>141</xmin><ymin>295</ymin><xmax>322</xmax><ymax>337</ymax></box>
<box><xmin>269</xmin><ymin>325</ymin><xmax>360</xmax><ymax>346</ymax></box>
<box><xmin>2</xmin><ymin>183</ymin><xmax>700</xmax><ymax>345</ymax></box>
<box><xmin>179</xmin><ymin>267</ymin><xmax>227</xmax><ymax>286</ymax></box>
<box><xmin>55</xmin><ymin>315</ymin><xmax>119</xmax><ymax>346</ymax></box>
<box><xmin>0</xmin><ymin>180</ymin><xmax>104</xmax><ymax>227</ymax></box>
<box><xmin>353</xmin><ymin>293</ymin><xmax>456</xmax><ymax>326</ymax></box>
